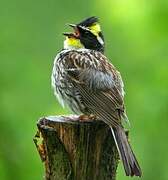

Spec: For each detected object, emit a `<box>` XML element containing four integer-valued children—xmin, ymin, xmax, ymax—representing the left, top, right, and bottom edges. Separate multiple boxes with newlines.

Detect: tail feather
<box><xmin>111</xmin><ymin>126</ymin><xmax>142</xmax><ymax>177</ymax></box>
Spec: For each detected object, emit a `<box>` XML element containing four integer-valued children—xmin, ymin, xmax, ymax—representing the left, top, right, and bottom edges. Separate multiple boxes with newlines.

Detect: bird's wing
<box><xmin>64</xmin><ymin>50</ymin><xmax>126</xmax><ymax>127</ymax></box>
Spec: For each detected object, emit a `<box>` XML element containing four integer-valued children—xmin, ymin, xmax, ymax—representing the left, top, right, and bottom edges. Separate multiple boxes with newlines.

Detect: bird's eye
<box><xmin>75</xmin><ymin>30</ymin><xmax>80</xmax><ymax>37</ymax></box>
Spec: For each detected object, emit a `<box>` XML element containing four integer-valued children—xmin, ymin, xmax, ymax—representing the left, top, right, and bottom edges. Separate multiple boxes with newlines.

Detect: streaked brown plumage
<box><xmin>52</xmin><ymin>17</ymin><xmax>142</xmax><ymax>177</ymax></box>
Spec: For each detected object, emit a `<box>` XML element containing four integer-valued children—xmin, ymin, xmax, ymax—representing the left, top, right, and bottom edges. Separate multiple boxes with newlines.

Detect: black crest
<box><xmin>77</xmin><ymin>16</ymin><xmax>99</xmax><ymax>27</ymax></box>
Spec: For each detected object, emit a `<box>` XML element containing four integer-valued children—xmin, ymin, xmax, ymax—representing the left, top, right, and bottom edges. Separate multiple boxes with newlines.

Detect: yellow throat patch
<box><xmin>64</xmin><ymin>37</ymin><xmax>84</xmax><ymax>49</ymax></box>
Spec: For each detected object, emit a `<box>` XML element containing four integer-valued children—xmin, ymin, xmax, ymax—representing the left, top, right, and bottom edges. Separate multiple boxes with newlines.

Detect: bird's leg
<box><xmin>79</xmin><ymin>114</ymin><xmax>97</xmax><ymax>122</ymax></box>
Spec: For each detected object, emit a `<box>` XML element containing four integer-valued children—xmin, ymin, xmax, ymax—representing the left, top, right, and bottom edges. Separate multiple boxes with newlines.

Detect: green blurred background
<box><xmin>0</xmin><ymin>0</ymin><xmax>168</xmax><ymax>179</ymax></box>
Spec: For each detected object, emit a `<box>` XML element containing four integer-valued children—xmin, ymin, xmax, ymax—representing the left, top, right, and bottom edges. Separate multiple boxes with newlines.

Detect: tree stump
<box><xmin>34</xmin><ymin>115</ymin><xmax>119</xmax><ymax>180</ymax></box>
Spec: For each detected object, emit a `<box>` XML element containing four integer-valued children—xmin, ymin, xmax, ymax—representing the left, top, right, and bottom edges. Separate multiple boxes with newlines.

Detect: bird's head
<box><xmin>63</xmin><ymin>17</ymin><xmax>105</xmax><ymax>52</ymax></box>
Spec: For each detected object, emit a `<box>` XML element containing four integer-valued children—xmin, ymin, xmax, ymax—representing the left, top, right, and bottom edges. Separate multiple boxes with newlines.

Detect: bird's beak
<box><xmin>62</xmin><ymin>32</ymin><xmax>75</xmax><ymax>37</ymax></box>
<box><xmin>68</xmin><ymin>23</ymin><xmax>77</xmax><ymax>29</ymax></box>
<box><xmin>63</xmin><ymin>23</ymin><xmax>80</xmax><ymax>38</ymax></box>
<box><xmin>63</xmin><ymin>24</ymin><xmax>81</xmax><ymax>38</ymax></box>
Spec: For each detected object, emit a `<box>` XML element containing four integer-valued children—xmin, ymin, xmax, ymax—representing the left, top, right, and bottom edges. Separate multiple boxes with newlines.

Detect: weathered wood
<box><xmin>34</xmin><ymin>115</ymin><xmax>119</xmax><ymax>180</ymax></box>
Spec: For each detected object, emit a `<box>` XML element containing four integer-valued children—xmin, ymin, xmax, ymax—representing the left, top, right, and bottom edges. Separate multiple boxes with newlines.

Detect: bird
<box><xmin>51</xmin><ymin>16</ymin><xmax>142</xmax><ymax>177</ymax></box>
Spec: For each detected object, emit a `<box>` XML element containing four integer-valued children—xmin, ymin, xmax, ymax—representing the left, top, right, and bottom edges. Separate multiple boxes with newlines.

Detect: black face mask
<box><xmin>78</xmin><ymin>27</ymin><xmax>105</xmax><ymax>53</ymax></box>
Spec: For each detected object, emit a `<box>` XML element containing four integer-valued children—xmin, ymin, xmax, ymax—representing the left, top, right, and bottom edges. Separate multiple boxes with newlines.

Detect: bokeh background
<box><xmin>0</xmin><ymin>0</ymin><xmax>168</xmax><ymax>179</ymax></box>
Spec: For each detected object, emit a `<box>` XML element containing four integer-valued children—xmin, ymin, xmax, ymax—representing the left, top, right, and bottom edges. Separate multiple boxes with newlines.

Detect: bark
<box><xmin>34</xmin><ymin>115</ymin><xmax>119</xmax><ymax>180</ymax></box>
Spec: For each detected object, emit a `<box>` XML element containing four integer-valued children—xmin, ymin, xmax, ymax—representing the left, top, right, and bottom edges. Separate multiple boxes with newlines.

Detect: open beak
<box><xmin>68</xmin><ymin>23</ymin><xmax>77</xmax><ymax>29</ymax></box>
<box><xmin>62</xmin><ymin>32</ymin><xmax>75</xmax><ymax>37</ymax></box>
<box><xmin>63</xmin><ymin>23</ymin><xmax>80</xmax><ymax>38</ymax></box>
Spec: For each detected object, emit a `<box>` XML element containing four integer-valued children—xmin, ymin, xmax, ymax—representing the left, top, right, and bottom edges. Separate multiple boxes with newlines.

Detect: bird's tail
<box><xmin>111</xmin><ymin>126</ymin><xmax>142</xmax><ymax>177</ymax></box>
